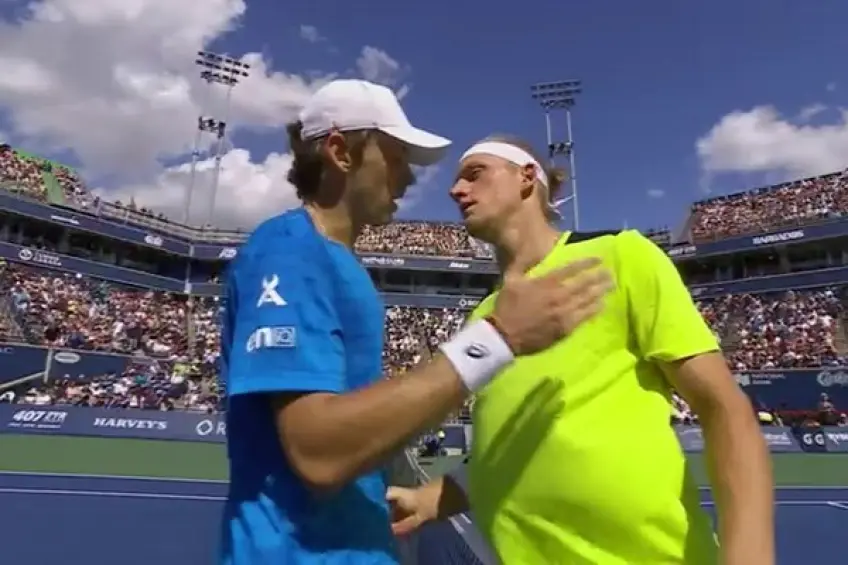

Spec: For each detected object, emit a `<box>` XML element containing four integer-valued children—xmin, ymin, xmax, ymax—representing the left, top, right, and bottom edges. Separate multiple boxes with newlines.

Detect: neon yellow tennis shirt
<box><xmin>466</xmin><ymin>230</ymin><xmax>719</xmax><ymax>565</ymax></box>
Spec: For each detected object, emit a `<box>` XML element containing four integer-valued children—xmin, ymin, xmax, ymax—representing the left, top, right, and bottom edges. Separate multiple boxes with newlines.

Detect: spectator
<box><xmin>356</xmin><ymin>222</ymin><xmax>493</xmax><ymax>258</ymax></box>
<box><xmin>690</xmin><ymin>170</ymin><xmax>848</xmax><ymax>241</ymax></box>
<box><xmin>0</xmin><ymin>145</ymin><xmax>48</xmax><ymax>200</ymax></box>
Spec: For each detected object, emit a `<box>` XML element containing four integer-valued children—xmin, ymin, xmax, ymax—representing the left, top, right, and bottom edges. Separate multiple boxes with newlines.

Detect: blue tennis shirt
<box><xmin>219</xmin><ymin>208</ymin><xmax>397</xmax><ymax>564</ymax></box>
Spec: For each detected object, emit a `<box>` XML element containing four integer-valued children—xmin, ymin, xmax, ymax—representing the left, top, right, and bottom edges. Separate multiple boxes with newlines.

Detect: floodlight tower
<box><xmin>180</xmin><ymin>50</ymin><xmax>250</xmax><ymax>226</ymax></box>
<box><xmin>530</xmin><ymin>80</ymin><xmax>582</xmax><ymax>230</ymax></box>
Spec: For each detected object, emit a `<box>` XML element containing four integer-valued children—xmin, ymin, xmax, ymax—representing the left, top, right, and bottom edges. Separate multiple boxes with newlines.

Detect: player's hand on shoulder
<box><xmin>493</xmin><ymin>257</ymin><xmax>612</xmax><ymax>355</ymax></box>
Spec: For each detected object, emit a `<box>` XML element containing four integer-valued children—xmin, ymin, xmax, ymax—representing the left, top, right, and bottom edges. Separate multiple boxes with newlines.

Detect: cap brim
<box><xmin>380</xmin><ymin>125</ymin><xmax>451</xmax><ymax>167</ymax></box>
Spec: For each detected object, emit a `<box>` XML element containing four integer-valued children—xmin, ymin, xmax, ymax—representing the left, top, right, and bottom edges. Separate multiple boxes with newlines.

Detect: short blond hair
<box><xmin>478</xmin><ymin>134</ymin><xmax>568</xmax><ymax>219</ymax></box>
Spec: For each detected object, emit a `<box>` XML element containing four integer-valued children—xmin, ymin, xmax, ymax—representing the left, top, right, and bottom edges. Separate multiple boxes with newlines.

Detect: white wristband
<box><xmin>439</xmin><ymin>319</ymin><xmax>515</xmax><ymax>392</ymax></box>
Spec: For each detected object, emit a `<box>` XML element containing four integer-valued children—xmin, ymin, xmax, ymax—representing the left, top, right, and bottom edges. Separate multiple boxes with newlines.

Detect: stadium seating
<box><xmin>0</xmin><ymin>144</ymin><xmax>48</xmax><ymax>200</ymax></box>
<box><xmin>7</xmin><ymin>141</ymin><xmax>848</xmax><ymax>253</ymax></box>
<box><xmin>2</xmin><ymin>143</ymin><xmax>848</xmax><ymax>411</ymax></box>
<box><xmin>4</xmin><ymin>142</ymin><xmax>848</xmax><ymax>565</ymax></box>
<box><xmin>690</xmin><ymin>170</ymin><xmax>848</xmax><ymax>242</ymax></box>
<box><xmin>3</xmin><ymin>256</ymin><xmax>847</xmax><ymax>411</ymax></box>
<box><xmin>0</xmin><ymin>359</ymin><xmax>221</xmax><ymax>413</ymax></box>
<box><xmin>5</xmin><ymin>261</ymin><xmax>847</xmax><ymax>368</ymax></box>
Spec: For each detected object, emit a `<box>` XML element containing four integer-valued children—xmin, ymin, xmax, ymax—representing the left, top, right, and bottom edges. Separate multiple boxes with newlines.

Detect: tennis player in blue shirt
<box><xmin>219</xmin><ymin>79</ymin><xmax>614</xmax><ymax>564</ymax></box>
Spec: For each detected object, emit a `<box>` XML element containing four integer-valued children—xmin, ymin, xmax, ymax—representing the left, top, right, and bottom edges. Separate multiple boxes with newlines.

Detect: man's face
<box><xmin>449</xmin><ymin>154</ymin><xmax>524</xmax><ymax>240</ymax></box>
<box><xmin>349</xmin><ymin>133</ymin><xmax>415</xmax><ymax>226</ymax></box>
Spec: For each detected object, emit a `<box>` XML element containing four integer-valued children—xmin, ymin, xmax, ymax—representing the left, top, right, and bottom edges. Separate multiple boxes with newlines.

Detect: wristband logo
<box><xmin>464</xmin><ymin>343</ymin><xmax>490</xmax><ymax>359</ymax></box>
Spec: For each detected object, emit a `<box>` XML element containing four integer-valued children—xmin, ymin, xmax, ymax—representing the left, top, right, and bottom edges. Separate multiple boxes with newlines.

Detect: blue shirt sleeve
<box><xmin>224</xmin><ymin>248</ymin><xmax>345</xmax><ymax>397</ymax></box>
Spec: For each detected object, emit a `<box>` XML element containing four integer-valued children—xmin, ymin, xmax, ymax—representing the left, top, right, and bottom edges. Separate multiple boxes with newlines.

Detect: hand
<box><xmin>386</xmin><ymin>485</ymin><xmax>437</xmax><ymax>536</ymax></box>
<box><xmin>493</xmin><ymin>257</ymin><xmax>612</xmax><ymax>356</ymax></box>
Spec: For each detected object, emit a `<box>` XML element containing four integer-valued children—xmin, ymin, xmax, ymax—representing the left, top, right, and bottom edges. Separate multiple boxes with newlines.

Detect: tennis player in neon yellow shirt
<box><xmin>388</xmin><ymin>135</ymin><xmax>774</xmax><ymax>564</ymax></box>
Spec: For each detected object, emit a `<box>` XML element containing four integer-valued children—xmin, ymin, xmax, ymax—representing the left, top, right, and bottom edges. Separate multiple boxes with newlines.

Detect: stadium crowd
<box><xmin>690</xmin><ymin>170</ymin><xmax>848</xmax><ymax>242</ymax></box>
<box><xmin>4</xmin><ymin>262</ymin><xmax>846</xmax><ymax>374</ymax></box>
<box><xmin>0</xmin><ymin>359</ymin><xmax>221</xmax><ymax>413</ymax></box>
<box><xmin>2</xmin><ymin>144</ymin><xmax>848</xmax><ymax>415</ymax></box>
<box><xmin>3</xmin><ymin>142</ymin><xmax>847</xmax><ymax>256</ymax></box>
<box><xmin>2</xmin><ymin>143</ymin><xmax>494</xmax><ymax>258</ymax></box>
<box><xmin>1</xmin><ymin>257</ymin><xmax>847</xmax><ymax>412</ymax></box>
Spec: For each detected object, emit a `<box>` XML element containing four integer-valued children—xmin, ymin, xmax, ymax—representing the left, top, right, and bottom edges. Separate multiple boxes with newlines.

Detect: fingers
<box><xmin>391</xmin><ymin>515</ymin><xmax>421</xmax><ymax>537</ymax></box>
<box><xmin>494</xmin><ymin>257</ymin><xmax>615</xmax><ymax>354</ymax></box>
<box><xmin>545</xmin><ymin>261</ymin><xmax>613</xmax><ymax>331</ymax></box>
<box><xmin>387</xmin><ymin>487</ymin><xmax>422</xmax><ymax>536</ymax></box>
<box><xmin>560</xmin><ymin>268</ymin><xmax>614</xmax><ymax>299</ymax></box>
<box><xmin>555</xmin><ymin>293</ymin><xmax>605</xmax><ymax>331</ymax></box>
<box><xmin>385</xmin><ymin>486</ymin><xmax>404</xmax><ymax>502</ymax></box>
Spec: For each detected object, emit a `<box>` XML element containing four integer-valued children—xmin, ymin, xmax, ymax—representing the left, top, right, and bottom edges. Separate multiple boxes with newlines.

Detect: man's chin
<box><xmin>462</xmin><ymin>217</ymin><xmax>487</xmax><ymax>239</ymax></box>
<box><xmin>366</xmin><ymin>207</ymin><xmax>396</xmax><ymax>226</ymax></box>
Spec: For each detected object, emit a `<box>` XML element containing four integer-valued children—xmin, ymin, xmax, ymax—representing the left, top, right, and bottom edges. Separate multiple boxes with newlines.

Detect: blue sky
<box><xmin>0</xmin><ymin>0</ymin><xmax>845</xmax><ymax>233</ymax></box>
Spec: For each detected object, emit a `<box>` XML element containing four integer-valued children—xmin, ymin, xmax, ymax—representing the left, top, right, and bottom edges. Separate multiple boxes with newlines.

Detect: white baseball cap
<box><xmin>299</xmin><ymin>79</ymin><xmax>451</xmax><ymax>166</ymax></box>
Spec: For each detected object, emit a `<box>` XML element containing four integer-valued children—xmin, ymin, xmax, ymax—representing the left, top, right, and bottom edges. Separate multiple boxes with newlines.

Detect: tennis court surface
<box><xmin>1</xmin><ymin>436</ymin><xmax>848</xmax><ymax>564</ymax></box>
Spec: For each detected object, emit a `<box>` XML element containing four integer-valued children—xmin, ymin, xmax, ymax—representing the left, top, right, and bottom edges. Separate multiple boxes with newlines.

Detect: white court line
<box><xmin>0</xmin><ymin>470</ymin><xmax>227</xmax><ymax>484</ymax></box>
<box><xmin>0</xmin><ymin>487</ymin><xmax>225</xmax><ymax>502</ymax></box>
<box><xmin>8</xmin><ymin>471</ymin><xmax>841</xmax><ymax>492</ymax></box>
<box><xmin>698</xmin><ymin>485</ymin><xmax>848</xmax><ymax>491</ymax></box>
<box><xmin>2</xmin><ymin>487</ymin><xmax>841</xmax><ymax>508</ymax></box>
<box><xmin>701</xmin><ymin>500</ymin><xmax>848</xmax><ymax>507</ymax></box>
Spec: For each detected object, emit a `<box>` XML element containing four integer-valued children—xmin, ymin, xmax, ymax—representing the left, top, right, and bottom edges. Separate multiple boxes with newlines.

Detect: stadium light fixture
<box><xmin>530</xmin><ymin>80</ymin><xmax>582</xmax><ymax>230</ymax></box>
<box><xmin>180</xmin><ymin>51</ymin><xmax>251</xmax><ymax>225</ymax></box>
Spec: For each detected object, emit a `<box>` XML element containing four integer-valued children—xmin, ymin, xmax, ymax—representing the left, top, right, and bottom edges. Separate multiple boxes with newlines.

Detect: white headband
<box><xmin>460</xmin><ymin>141</ymin><xmax>566</xmax><ymax>218</ymax></box>
<box><xmin>461</xmin><ymin>142</ymin><xmax>549</xmax><ymax>187</ymax></box>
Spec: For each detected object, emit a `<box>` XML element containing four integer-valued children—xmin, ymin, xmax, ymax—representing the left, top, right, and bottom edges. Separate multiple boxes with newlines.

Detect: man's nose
<box><xmin>449</xmin><ymin>181</ymin><xmax>467</xmax><ymax>201</ymax></box>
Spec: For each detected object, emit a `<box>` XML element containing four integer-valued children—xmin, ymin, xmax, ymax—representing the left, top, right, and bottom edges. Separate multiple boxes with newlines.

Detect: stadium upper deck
<box><xmin>2</xmin><ymin>144</ymin><xmax>848</xmax><ymax>413</ymax></box>
<box><xmin>2</xmin><ymin>143</ymin><xmax>848</xmax><ymax>285</ymax></box>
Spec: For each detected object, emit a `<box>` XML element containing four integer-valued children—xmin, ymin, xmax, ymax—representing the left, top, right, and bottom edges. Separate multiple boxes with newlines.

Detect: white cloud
<box><xmin>0</xmin><ymin>0</ymin><xmax>413</xmax><ymax>228</ymax></box>
<box><xmin>357</xmin><ymin>46</ymin><xmax>405</xmax><ymax>85</ymax></box>
<box><xmin>0</xmin><ymin>0</ymin><xmax>322</xmax><ymax>176</ymax></box>
<box><xmin>646</xmin><ymin>188</ymin><xmax>665</xmax><ymax>199</ymax></box>
<box><xmin>107</xmin><ymin>155</ymin><xmax>441</xmax><ymax>228</ymax></box>
<box><xmin>355</xmin><ymin>46</ymin><xmax>411</xmax><ymax>101</ymax></box>
<box><xmin>101</xmin><ymin>148</ymin><xmax>298</xmax><ymax>229</ymax></box>
<box><xmin>826</xmin><ymin>82</ymin><xmax>837</xmax><ymax>93</ymax></box>
<box><xmin>796</xmin><ymin>103</ymin><xmax>827</xmax><ymax>123</ymax></box>
<box><xmin>395</xmin><ymin>84</ymin><xmax>412</xmax><ymax>101</ymax></box>
<box><xmin>696</xmin><ymin>105</ymin><xmax>848</xmax><ymax>179</ymax></box>
<box><xmin>299</xmin><ymin>24</ymin><xmax>324</xmax><ymax>44</ymax></box>
<box><xmin>397</xmin><ymin>165</ymin><xmax>441</xmax><ymax>214</ymax></box>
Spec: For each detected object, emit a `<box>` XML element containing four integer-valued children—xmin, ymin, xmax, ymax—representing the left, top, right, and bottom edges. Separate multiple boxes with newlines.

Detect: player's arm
<box><xmin>227</xmin><ymin>249</ymin><xmax>486</xmax><ymax>492</ymax></box>
<box><xmin>275</xmin><ymin>356</ymin><xmax>479</xmax><ymax>492</ymax></box>
<box><xmin>234</xmin><ymin>250</ymin><xmax>609</xmax><ymax>493</ymax></box>
<box><xmin>622</xmin><ymin>232</ymin><xmax>774</xmax><ymax>565</ymax></box>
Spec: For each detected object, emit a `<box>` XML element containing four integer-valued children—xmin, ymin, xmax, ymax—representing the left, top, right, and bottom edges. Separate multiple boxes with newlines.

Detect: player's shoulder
<box><xmin>561</xmin><ymin>228</ymin><xmax>652</xmax><ymax>250</ymax></box>
<box><xmin>239</xmin><ymin>208</ymin><xmax>319</xmax><ymax>262</ymax></box>
<box><xmin>469</xmin><ymin>231</ymin><xmax>659</xmax><ymax>319</ymax></box>
<box><xmin>233</xmin><ymin>209</ymin><xmax>346</xmax><ymax>282</ymax></box>
<box><xmin>551</xmin><ymin>229</ymin><xmax>661</xmax><ymax>268</ymax></box>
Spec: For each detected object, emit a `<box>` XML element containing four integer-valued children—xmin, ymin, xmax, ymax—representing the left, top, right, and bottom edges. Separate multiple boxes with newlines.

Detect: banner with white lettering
<box><xmin>823</xmin><ymin>427</ymin><xmax>848</xmax><ymax>453</ymax></box>
<box><xmin>794</xmin><ymin>426</ymin><xmax>828</xmax><ymax>453</ymax></box>
<box><xmin>0</xmin><ymin>404</ymin><xmax>474</xmax><ymax>451</ymax></box>
<box><xmin>675</xmin><ymin>425</ymin><xmax>801</xmax><ymax>453</ymax></box>
<box><xmin>0</xmin><ymin>405</ymin><xmax>226</xmax><ymax>443</ymax></box>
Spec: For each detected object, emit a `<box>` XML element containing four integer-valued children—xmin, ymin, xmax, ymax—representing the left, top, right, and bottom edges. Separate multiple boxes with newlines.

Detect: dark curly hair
<box><xmin>285</xmin><ymin>122</ymin><xmax>371</xmax><ymax>201</ymax></box>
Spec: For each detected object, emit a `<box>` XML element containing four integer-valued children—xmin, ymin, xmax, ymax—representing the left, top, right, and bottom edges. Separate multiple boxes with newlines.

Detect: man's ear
<box><xmin>519</xmin><ymin>163</ymin><xmax>536</xmax><ymax>200</ymax></box>
<box><xmin>322</xmin><ymin>131</ymin><xmax>353</xmax><ymax>173</ymax></box>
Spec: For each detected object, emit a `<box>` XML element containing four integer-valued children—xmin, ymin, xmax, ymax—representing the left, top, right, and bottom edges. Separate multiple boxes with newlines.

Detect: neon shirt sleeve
<box><xmin>226</xmin><ymin>249</ymin><xmax>345</xmax><ymax>396</ymax></box>
<box><xmin>619</xmin><ymin>231</ymin><xmax>719</xmax><ymax>363</ymax></box>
